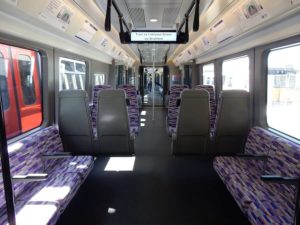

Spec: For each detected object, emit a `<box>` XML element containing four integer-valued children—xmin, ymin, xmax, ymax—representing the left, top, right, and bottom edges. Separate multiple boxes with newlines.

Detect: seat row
<box><xmin>0</xmin><ymin>126</ymin><xmax>94</xmax><ymax>225</ymax></box>
<box><xmin>168</xmin><ymin>86</ymin><xmax>250</xmax><ymax>154</ymax></box>
<box><xmin>214</xmin><ymin>127</ymin><xmax>300</xmax><ymax>225</ymax></box>
<box><xmin>59</xmin><ymin>88</ymin><xmax>135</xmax><ymax>155</ymax></box>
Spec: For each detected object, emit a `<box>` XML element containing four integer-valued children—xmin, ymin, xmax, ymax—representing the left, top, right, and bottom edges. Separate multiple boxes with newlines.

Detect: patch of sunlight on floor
<box><xmin>104</xmin><ymin>157</ymin><xmax>136</xmax><ymax>171</ymax></box>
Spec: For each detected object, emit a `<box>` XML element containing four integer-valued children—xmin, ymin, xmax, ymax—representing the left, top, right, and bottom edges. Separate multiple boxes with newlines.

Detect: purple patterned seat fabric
<box><xmin>118</xmin><ymin>85</ymin><xmax>140</xmax><ymax>135</ymax></box>
<box><xmin>195</xmin><ymin>85</ymin><xmax>216</xmax><ymax>129</ymax></box>
<box><xmin>213</xmin><ymin>127</ymin><xmax>275</xmax><ymax>182</ymax></box>
<box><xmin>167</xmin><ymin>85</ymin><xmax>189</xmax><ymax>135</ymax></box>
<box><xmin>214</xmin><ymin>127</ymin><xmax>300</xmax><ymax>225</ymax></box>
<box><xmin>91</xmin><ymin>85</ymin><xmax>112</xmax><ymax>137</ymax></box>
<box><xmin>0</xmin><ymin>126</ymin><xmax>94</xmax><ymax>225</ymax></box>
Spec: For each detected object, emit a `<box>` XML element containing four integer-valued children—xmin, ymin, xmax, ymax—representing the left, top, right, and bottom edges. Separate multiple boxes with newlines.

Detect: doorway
<box><xmin>143</xmin><ymin>67</ymin><xmax>164</xmax><ymax>106</ymax></box>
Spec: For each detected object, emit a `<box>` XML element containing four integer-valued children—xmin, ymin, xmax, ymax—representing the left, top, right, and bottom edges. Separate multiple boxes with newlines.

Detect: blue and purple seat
<box><xmin>166</xmin><ymin>85</ymin><xmax>189</xmax><ymax>135</ymax></box>
<box><xmin>0</xmin><ymin>126</ymin><xmax>94</xmax><ymax>225</ymax></box>
<box><xmin>214</xmin><ymin>126</ymin><xmax>300</xmax><ymax>225</ymax></box>
<box><xmin>118</xmin><ymin>85</ymin><xmax>140</xmax><ymax>135</ymax></box>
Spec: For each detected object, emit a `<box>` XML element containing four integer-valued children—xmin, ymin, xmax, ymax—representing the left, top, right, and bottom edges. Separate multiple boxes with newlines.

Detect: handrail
<box><xmin>0</xmin><ymin>95</ymin><xmax>16</xmax><ymax>225</ymax></box>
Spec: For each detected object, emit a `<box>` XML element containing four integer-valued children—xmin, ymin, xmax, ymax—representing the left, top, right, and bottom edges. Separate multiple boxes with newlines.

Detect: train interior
<box><xmin>0</xmin><ymin>0</ymin><xmax>300</xmax><ymax>225</ymax></box>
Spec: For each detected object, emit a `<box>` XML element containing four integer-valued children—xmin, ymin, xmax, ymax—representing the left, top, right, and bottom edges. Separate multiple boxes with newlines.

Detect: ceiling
<box><xmin>94</xmin><ymin>0</ymin><xmax>213</xmax><ymax>64</ymax></box>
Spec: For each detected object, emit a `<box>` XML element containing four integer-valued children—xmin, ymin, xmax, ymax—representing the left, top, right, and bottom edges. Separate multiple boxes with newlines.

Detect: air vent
<box><xmin>162</xmin><ymin>8</ymin><xmax>180</xmax><ymax>28</ymax></box>
<box><xmin>128</xmin><ymin>8</ymin><xmax>146</xmax><ymax>28</ymax></box>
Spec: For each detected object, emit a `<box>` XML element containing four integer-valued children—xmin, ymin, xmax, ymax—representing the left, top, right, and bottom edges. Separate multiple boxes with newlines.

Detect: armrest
<box><xmin>235</xmin><ymin>153</ymin><xmax>268</xmax><ymax>160</ymax></box>
<box><xmin>12</xmin><ymin>173</ymin><xmax>48</xmax><ymax>183</ymax></box>
<box><xmin>261</xmin><ymin>175</ymin><xmax>300</xmax><ymax>185</ymax></box>
<box><xmin>42</xmin><ymin>152</ymin><xmax>72</xmax><ymax>159</ymax></box>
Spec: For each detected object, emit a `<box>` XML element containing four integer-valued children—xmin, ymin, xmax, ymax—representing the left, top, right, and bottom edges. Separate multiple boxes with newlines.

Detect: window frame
<box><xmin>58</xmin><ymin>57</ymin><xmax>87</xmax><ymax>91</ymax></box>
<box><xmin>254</xmin><ymin>35</ymin><xmax>300</xmax><ymax>142</ymax></box>
<box><xmin>221</xmin><ymin>54</ymin><xmax>250</xmax><ymax>92</ymax></box>
<box><xmin>265</xmin><ymin>42</ymin><xmax>300</xmax><ymax>140</ymax></box>
<box><xmin>0</xmin><ymin>42</ymin><xmax>44</xmax><ymax>141</ymax></box>
<box><xmin>201</xmin><ymin>62</ymin><xmax>215</xmax><ymax>87</ymax></box>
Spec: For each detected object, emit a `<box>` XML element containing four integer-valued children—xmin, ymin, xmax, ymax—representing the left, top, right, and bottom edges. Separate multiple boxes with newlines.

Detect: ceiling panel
<box><xmin>128</xmin><ymin>8</ymin><xmax>146</xmax><ymax>28</ymax></box>
<box><xmin>93</xmin><ymin>0</ymin><xmax>213</xmax><ymax>64</ymax></box>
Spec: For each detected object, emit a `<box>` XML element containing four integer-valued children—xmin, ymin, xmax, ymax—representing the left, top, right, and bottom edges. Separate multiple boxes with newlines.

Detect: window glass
<box><xmin>0</xmin><ymin>52</ymin><xmax>9</xmax><ymax>110</ymax></box>
<box><xmin>222</xmin><ymin>56</ymin><xmax>249</xmax><ymax>91</ymax></box>
<box><xmin>0</xmin><ymin>44</ymin><xmax>42</xmax><ymax>139</ymax></box>
<box><xmin>203</xmin><ymin>63</ymin><xmax>214</xmax><ymax>86</ymax></box>
<box><xmin>128</xmin><ymin>68</ymin><xmax>135</xmax><ymax>85</ymax></box>
<box><xmin>18</xmin><ymin>54</ymin><xmax>36</xmax><ymax>105</ymax></box>
<box><xmin>267</xmin><ymin>43</ymin><xmax>300</xmax><ymax>139</ymax></box>
<box><xmin>93</xmin><ymin>73</ymin><xmax>105</xmax><ymax>86</ymax></box>
<box><xmin>59</xmin><ymin>58</ymin><xmax>86</xmax><ymax>90</ymax></box>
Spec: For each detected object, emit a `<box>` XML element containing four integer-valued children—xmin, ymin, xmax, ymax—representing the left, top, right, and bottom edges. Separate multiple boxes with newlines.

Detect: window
<box><xmin>59</xmin><ymin>57</ymin><xmax>86</xmax><ymax>90</ymax></box>
<box><xmin>222</xmin><ymin>56</ymin><xmax>249</xmax><ymax>91</ymax></box>
<box><xmin>18</xmin><ymin>55</ymin><xmax>36</xmax><ymax>105</ymax></box>
<box><xmin>0</xmin><ymin>52</ymin><xmax>9</xmax><ymax>110</ymax></box>
<box><xmin>93</xmin><ymin>73</ymin><xmax>105</xmax><ymax>86</ymax></box>
<box><xmin>0</xmin><ymin>44</ymin><xmax>42</xmax><ymax>139</ymax></box>
<box><xmin>203</xmin><ymin>63</ymin><xmax>214</xmax><ymax>86</ymax></box>
<box><xmin>267</xmin><ymin>43</ymin><xmax>300</xmax><ymax>139</ymax></box>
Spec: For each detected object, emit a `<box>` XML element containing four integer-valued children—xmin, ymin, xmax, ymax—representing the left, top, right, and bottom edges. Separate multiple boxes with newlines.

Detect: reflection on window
<box><xmin>267</xmin><ymin>43</ymin><xmax>300</xmax><ymax>139</ymax></box>
<box><xmin>203</xmin><ymin>63</ymin><xmax>214</xmax><ymax>86</ymax></box>
<box><xmin>93</xmin><ymin>73</ymin><xmax>105</xmax><ymax>86</ymax></box>
<box><xmin>18</xmin><ymin>55</ymin><xmax>36</xmax><ymax>105</ymax></box>
<box><xmin>222</xmin><ymin>56</ymin><xmax>249</xmax><ymax>91</ymax></box>
<box><xmin>0</xmin><ymin>52</ymin><xmax>9</xmax><ymax>110</ymax></box>
<box><xmin>59</xmin><ymin>57</ymin><xmax>86</xmax><ymax>90</ymax></box>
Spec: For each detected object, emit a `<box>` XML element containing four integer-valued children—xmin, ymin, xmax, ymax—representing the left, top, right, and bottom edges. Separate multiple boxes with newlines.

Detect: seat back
<box><xmin>97</xmin><ymin>90</ymin><xmax>134</xmax><ymax>154</ymax></box>
<box><xmin>167</xmin><ymin>85</ymin><xmax>189</xmax><ymax>134</ymax></box>
<box><xmin>118</xmin><ymin>85</ymin><xmax>140</xmax><ymax>134</ymax></box>
<box><xmin>244</xmin><ymin>126</ymin><xmax>276</xmax><ymax>155</ymax></box>
<box><xmin>195</xmin><ymin>85</ymin><xmax>216</xmax><ymax>129</ymax></box>
<box><xmin>173</xmin><ymin>90</ymin><xmax>210</xmax><ymax>154</ymax></box>
<box><xmin>91</xmin><ymin>85</ymin><xmax>112</xmax><ymax>132</ymax></box>
<box><xmin>265</xmin><ymin>136</ymin><xmax>300</xmax><ymax>177</ymax></box>
<box><xmin>59</xmin><ymin>90</ymin><xmax>93</xmax><ymax>154</ymax></box>
<box><xmin>213</xmin><ymin>90</ymin><xmax>250</xmax><ymax>153</ymax></box>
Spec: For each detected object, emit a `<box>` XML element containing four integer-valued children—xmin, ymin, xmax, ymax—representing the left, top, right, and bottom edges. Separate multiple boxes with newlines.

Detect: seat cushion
<box><xmin>0</xmin><ymin>199</ymin><xmax>61</xmax><ymax>225</ymax></box>
<box><xmin>45</xmin><ymin>156</ymin><xmax>94</xmax><ymax>179</ymax></box>
<box><xmin>247</xmin><ymin>197</ymin><xmax>295</xmax><ymax>225</ymax></box>
<box><xmin>17</xmin><ymin>172</ymin><xmax>82</xmax><ymax>210</ymax></box>
<box><xmin>225</xmin><ymin>173</ymin><xmax>296</xmax><ymax>213</ymax></box>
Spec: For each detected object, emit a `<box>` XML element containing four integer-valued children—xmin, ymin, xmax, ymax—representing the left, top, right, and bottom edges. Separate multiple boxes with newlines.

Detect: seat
<box><xmin>91</xmin><ymin>85</ymin><xmax>112</xmax><ymax>136</ymax></box>
<box><xmin>166</xmin><ymin>85</ymin><xmax>189</xmax><ymax>135</ymax></box>
<box><xmin>118</xmin><ymin>85</ymin><xmax>140</xmax><ymax>134</ymax></box>
<box><xmin>172</xmin><ymin>90</ymin><xmax>210</xmax><ymax>154</ymax></box>
<box><xmin>195</xmin><ymin>85</ymin><xmax>216</xmax><ymax>130</ymax></box>
<box><xmin>212</xmin><ymin>90</ymin><xmax>250</xmax><ymax>153</ymax></box>
<box><xmin>58</xmin><ymin>90</ymin><xmax>94</xmax><ymax>155</ymax></box>
<box><xmin>97</xmin><ymin>90</ymin><xmax>134</xmax><ymax>154</ymax></box>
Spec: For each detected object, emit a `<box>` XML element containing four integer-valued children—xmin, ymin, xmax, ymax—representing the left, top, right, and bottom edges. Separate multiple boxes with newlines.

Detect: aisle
<box><xmin>57</xmin><ymin>107</ymin><xmax>250</xmax><ymax>225</ymax></box>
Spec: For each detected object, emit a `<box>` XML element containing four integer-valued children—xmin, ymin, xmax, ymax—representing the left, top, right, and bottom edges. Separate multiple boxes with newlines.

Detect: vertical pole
<box><xmin>152</xmin><ymin>46</ymin><xmax>155</xmax><ymax>120</ymax></box>
<box><xmin>0</xmin><ymin>96</ymin><xmax>16</xmax><ymax>225</ymax></box>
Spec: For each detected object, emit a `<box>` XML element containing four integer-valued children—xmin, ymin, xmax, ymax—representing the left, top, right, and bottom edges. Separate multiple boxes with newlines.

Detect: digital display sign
<box><xmin>131</xmin><ymin>31</ymin><xmax>177</xmax><ymax>42</ymax></box>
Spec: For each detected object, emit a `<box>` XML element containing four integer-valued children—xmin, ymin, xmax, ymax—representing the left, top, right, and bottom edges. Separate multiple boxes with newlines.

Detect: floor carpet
<box><xmin>56</xmin><ymin>107</ymin><xmax>250</xmax><ymax>225</ymax></box>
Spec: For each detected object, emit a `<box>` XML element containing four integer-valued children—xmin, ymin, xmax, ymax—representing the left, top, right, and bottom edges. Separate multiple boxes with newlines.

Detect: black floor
<box><xmin>56</xmin><ymin>107</ymin><xmax>250</xmax><ymax>225</ymax></box>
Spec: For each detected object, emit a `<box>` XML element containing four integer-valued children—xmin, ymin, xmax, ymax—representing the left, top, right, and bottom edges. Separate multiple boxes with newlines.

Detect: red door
<box><xmin>0</xmin><ymin>44</ymin><xmax>21</xmax><ymax>138</ymax></box>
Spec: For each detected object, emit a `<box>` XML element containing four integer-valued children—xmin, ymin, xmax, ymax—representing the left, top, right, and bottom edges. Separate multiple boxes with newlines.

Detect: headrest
<box><xmin>181</xmin><ymin>89</ymin><xmax>209</xmax><ymax>99</ymax></box>
<box><xmin>59</xmin><ymin>90</ymin><xmax>88</xmax><ymax>98</ymax></box>
<box><xmin>99</xmin><ymin>89</ymin><xmax>126</xmax><ymax>99</ymax></box>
